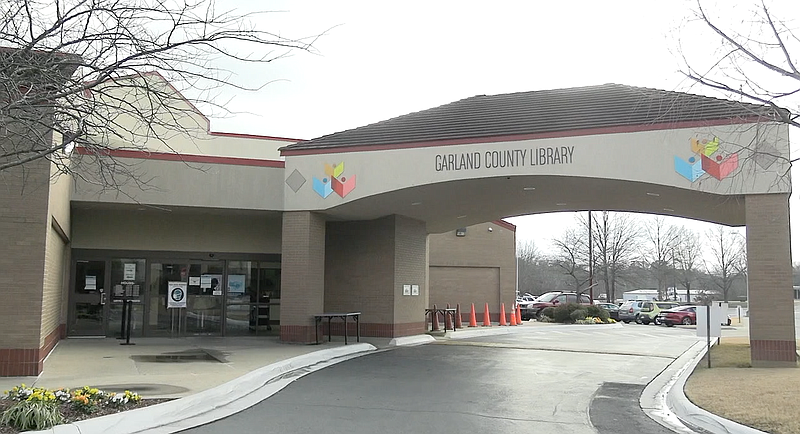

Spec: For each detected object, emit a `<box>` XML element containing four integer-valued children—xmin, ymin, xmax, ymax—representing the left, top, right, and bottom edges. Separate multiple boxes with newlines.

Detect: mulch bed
<box><xmin>0</xmin><ymin>398</ymin><xmax>173</xmax><ymax>434</ymax></box>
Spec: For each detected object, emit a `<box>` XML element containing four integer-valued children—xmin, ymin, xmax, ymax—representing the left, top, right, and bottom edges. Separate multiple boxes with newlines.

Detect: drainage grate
<box><xmin>131</xmin><ymin>348</ymin><xmax>227</xmax><ymax>363</ymax></box>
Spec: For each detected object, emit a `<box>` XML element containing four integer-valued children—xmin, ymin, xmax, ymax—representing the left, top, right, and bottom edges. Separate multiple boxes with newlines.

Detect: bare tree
<box><xmin>672</xmin><ymin>227</ymin><xmax>704</xmax><ymax>302</ymax></box>
<box><xmin>705</xmin><ymin>225</ymin><xmax>746</xmax><ymax>302</ymax></box>
<box><xmin>642</xmin><ymin>216</ymin><xmax>681</xmax><ymax>300</ymax></box>
<box><xmin>1</xmin><ymin>0</ymin><xmax>318</xmax><ymax>189</ymax></box>
<box><xmin>679</xmin><ymin>0</ymin><xmax>799</xmax><ymax>131</ymax></box>
<box><xmin>579</xmin><ymin>211</ymin><xmax>641</xmax><ymax>302</ymax></box>
<box><xmin>552</xmin><ymin>227</ymin><xmax>590</xmax><ymax>294</ymax></box>
<box><xmin>516</xmin><ymin>239</ymin><xmax>540</xmax><ymax>294</ymax></box>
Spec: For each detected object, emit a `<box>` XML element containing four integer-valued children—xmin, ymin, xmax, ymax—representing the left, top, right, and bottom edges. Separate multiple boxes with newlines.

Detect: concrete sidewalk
<box><xmin>1</xmin><ymin>336</ymin><xmax>393</xmax><ymax>399</ymax></box>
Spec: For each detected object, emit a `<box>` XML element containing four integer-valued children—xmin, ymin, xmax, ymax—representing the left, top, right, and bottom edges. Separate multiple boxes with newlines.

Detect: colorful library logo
<box><xmin>674</xmin><ymin>137</ymin><xmax>739</xmax><ymax>182</ymax></box>
<box><xmin>312</xmin><ymin>162</ymin><xmax>356</xmax><ymax>199</ymax></box>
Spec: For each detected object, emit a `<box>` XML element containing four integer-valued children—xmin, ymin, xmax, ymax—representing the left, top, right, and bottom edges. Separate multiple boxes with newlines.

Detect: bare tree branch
<box><xmin>0</xmin><ymin>0</ymin><xmax>322</xmax><ymax>191</ymax></box>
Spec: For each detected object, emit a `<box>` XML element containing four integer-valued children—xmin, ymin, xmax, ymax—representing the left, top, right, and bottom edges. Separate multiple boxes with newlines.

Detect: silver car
<box><xmin>618</xmin><ymin>300</ymin><xmax>648</xmax><ymax>323</ymax></box>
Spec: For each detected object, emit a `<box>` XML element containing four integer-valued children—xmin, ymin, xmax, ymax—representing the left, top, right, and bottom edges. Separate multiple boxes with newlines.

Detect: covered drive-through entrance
<box><xmin>278</xmin><ymin>84</ymin><xmax>796</xmax><ymax>367</ymax></box>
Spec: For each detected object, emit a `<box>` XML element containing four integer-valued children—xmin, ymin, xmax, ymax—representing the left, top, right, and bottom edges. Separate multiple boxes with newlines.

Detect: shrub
<box><xmin>553</xmin><ymin>303</ymin><xmax>584</xmax><ymax>323</ymax></box>
<box><xmin>569</xmin><ymin>309</ymin><xmax>588</xmax><ymax>322</ymax></box>
<box><xmin>0</xmin><ymin>401</ymin><xmax>63</xmax><ymax>431</ymax></box>
<box><xmin>586</xmin><ymin>305</ymin><xmax>601</xmax><ymax>317</ymax></box>
<box><xmin>540</xmin><ymin>307</ymin><xmax>555</xmax><ymax>319</ymax></box>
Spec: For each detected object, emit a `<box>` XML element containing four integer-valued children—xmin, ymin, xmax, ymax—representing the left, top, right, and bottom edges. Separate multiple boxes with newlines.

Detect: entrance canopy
<box><xmin>280</xmin><ymin>84</ymin><xmax>790</xmax><ymax>232</ymax></box>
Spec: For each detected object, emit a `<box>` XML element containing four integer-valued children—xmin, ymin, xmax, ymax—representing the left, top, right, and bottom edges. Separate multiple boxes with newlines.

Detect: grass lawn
<box><xmin>684</xmin><ymin>339</ymin><xmax>800</xmax><ymax>434</ymax></box>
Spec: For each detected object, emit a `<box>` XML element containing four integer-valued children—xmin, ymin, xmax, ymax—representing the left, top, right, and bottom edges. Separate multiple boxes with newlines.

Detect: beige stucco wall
<box><xmin>91</xmin><ymin>73</ymin><xmax>293</xmax><ymax>160</ymax></box>
<box><xmin>283</xmin><ymin>122</ymin><xmax>791</xmax><ymax>212</ymax></box>
<box><xmin>72</xmin><ymin>159</ymin><xmax>286</xmax><ymax>211</ymax></box>
<box><xmin>71</xmin><ymin>207</ymin><xmax>282</xmax><ymax>254</ymax></box>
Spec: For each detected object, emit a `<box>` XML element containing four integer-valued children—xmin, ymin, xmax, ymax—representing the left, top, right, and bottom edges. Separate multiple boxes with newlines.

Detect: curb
<box><xmin>448</xmin><ymin>321</ymin><xmax>624</xmax><ymax>340</ymax></box>
<box><xmin>24</xmin><ymin>343</ymin><xmax>377</xmax><ymax>434</ymax></box>
<box><xmin>640</xmin><ymin>339</ymin><xmax>706</xmax><ymax>433</ymax></box>
<box><xmin>666</xmin><ymin>340</ymin><xmax>768</xmax><ymax>434</ymax></box>
<box><xmin>388</xmin><ymin>335</ymin><xmax>436</xmax><ymax>346</ymax></box>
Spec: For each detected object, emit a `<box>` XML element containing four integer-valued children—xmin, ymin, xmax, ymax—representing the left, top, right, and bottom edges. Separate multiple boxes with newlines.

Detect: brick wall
<box><xmin>323</xmin><ymin>215</ymin><xmax>428</xmax><ymax>338</ymax></box>
<box><xmin>745</xmin><ymin>193</ymin><xmax>797</xmax><ymax>367</ymax></box>
<box><xmin>0</xmin><ymin>159</ymin><xmax>51</xmax><ymax>375</ymax></box>
<box><xmin>429</xmin><ymin>221</ymin><xmax>516</xmax><ymax>319</ymax></box>
<box><xmin>325</xmin><ymin>217</ymin><xmax>395</xmax><ymax>322</ymax></box>
<box><xmin>40</xmin><ymin>223</ymin><xmax>68</xmax><ymax>347</ymax></box>
<box><xmin>279</xmin><ymin>211</ymin><xmax>326</xmax><ymax>342</ymax></box>
<box><xmin>392</xmin><ymin>216</ymin><xmax>428</xmax><ymax>327</ymax></box>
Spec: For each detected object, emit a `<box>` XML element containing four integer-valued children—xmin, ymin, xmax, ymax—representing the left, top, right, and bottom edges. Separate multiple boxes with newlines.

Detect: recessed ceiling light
<box><xmin>523</xmin><ymin>187</ymin><xmax>536</xmax><ymax>191</ymax></box>
<box><xmin>411</xmin><ymin>202</ymin><xmax>422</xmax><ymax>206</ymax></box>
<box><xmin>556</xmin><ymin>203</ymin><xmax>567</xmax><ymax>206</ymax></box>
<box><xmin>663</xmin><ymin>208</ymin><xmax>674</xmax><ymax>212</ymax></box>
<box><xmin>647</xmin><ymin>192</ymin><xmax>660</xmax><ymax>197</ymax></box>
<box><xmin>457</xmin><ymin>215</ymin><xmax>467</xmax><ymax>219</ymax></box>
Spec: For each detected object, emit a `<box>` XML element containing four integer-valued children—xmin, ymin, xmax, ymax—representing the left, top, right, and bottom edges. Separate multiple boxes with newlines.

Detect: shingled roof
<box><xmin>281</xmin><ymin>83</ymin><xmax>779</xmax><ymax>152</ymax></box>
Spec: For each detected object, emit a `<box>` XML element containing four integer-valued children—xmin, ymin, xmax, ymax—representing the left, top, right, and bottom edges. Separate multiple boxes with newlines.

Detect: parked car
<box><xmin>520</xmin><ymin>291</ymin><xmax>592</xmax><ymax>320</ymax></box>
<box><xmin>618</xmin><ymin>300</ymin><xmax>648</xmax><ymax>323</ymax></box>
<box><xmin>594</xmin><ymin>302</ymin><xmax>620</xmax><ymax>320</ymax></box>
<box><xmin>658</xmin><ymin>305</ymin><xmax>734</xmax><ymax>327</ymax></box>
<box><xmin>637</xmin><ymin>301</ymin><xmax>680</xmax><ymax>325</ymax></box>
<box><xmin>516</xmin><ymin>293</ymin><xmax>536</xmax><ymax>305</ymax></box>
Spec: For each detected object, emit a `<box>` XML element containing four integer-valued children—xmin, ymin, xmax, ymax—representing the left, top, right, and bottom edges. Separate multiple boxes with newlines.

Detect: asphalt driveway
<box><xmin>183</xmin><ymin>325</ymin><xmax>701</xmax><ymax>434</ymax></box>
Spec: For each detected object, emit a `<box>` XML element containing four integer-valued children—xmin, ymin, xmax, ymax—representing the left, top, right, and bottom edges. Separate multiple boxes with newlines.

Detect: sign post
<box><xmin>168</xmin><ymin>282</ymin><xmax>187</xmax><ymax>337</ymax></box>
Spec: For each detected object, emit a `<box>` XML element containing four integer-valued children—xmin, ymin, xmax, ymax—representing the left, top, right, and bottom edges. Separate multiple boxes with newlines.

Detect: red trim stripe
<box><xmin>280</xmin><ymin>117</ymin><xmax>766</xmax><ymax>156</ymax></box>
<box><xmin>492</xmin><ymin>220</ymin><xmax>517</xmax><ymax>232</ymax></box>
<box><xmin>75</xmin><ymin>147</ymin><xmax>285</xmax><ymax>168</ymax></box>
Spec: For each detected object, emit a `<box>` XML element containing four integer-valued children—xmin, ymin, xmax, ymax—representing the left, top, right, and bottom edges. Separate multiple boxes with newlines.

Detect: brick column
<box><xmin>324</xmin><ymin>215</ymin><xmax>428</xmax><ymax>338</ymax></box>
<box><xmin>0</xmin><ymin>161</ymin><xmax>50</xmax><ymax>376</ymax></box>
<box><xmin>280</xmin><ymin>211</ymin><xmax>326</xmax><ymax>343</ymax></box>
<box><xmin>745</xmin><ymin>193</ymin><xmax>798</xmax><ymax>367</ymax></box>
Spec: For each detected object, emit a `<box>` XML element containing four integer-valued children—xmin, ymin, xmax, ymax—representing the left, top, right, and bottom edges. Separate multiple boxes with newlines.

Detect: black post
<box><xmin>120</xmin><ymin>300</ymin><xmax>135</xmax><ymax>345</ymax></box>
<box><xmin>117</xmin><ymin>297</ymin><xmax>127</xmax><ymax>339</ymax></box>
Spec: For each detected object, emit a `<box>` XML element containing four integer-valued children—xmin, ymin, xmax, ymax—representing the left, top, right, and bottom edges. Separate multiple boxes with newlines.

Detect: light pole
<box><xmin>588</xmin><ymin>210</ymin><xmax>594</xmax><ymax>302</ymax></box>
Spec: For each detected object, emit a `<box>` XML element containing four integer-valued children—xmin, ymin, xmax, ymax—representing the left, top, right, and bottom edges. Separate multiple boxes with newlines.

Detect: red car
<box><xmin>658</xmin><ymin>305</ymin><xmax>733</xmax><ymax>327</ymax></box>
<box><xmin>520</xmin><ymin>291</ymin><xmax>592</xmax><ymax>320</ymax></box>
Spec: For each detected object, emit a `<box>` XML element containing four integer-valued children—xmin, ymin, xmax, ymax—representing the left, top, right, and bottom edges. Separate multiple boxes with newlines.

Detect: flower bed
<box><xmin>0</xmin><ymin>384</ymin><xmax>169</xmax><ymax>433</ymax></box>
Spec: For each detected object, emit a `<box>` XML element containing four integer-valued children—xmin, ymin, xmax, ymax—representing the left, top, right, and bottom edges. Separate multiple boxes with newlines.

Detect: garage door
<box><xmin>429</xmin><ymin>266</ymin><xmax>500</xmax><ymax>312</ymax></box>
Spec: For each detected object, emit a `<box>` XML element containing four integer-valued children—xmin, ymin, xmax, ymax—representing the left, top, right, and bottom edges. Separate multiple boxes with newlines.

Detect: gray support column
<box><xmin>745</xmin><ymin>193</ymin><xmax>797</xmax><ymax>367</ymax></box>
<box><xmin>279</xmin><ymin>211</ymin><xmax>326</xmax><ymax>343</ymax></box>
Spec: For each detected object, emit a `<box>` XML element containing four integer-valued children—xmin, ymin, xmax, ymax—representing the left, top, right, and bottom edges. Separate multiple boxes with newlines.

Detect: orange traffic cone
<box><xmin>431</xmin><ymin>304</ymin><xmax>440</xmax><ymax>331</ymax></box>
<box><xmin>499</xmin><ymin>303</ymin><xmax>508</xmax><ymax>326</ymax></box>
<box><xmin>468</xmin><ymin>303</ymin><xmax>478</xmax><ymax>327</ymax></box>
<box><xmin>445</xmin><ymin>303</ymin><xmax>453</xmax><ymax>331</ymax></box>
<box><xmin>455</xmin><ymin>304</ymin><xmax>463</xmax><ymax>328</ymax></box>
<box><xmin>516</xmin><ymin>305</ymin><xmax>523</xmax><ymax>324</ymax></box>
<box><xmin>482</xmin><ymin>303</ymin><xmax>492</xmax><ymax>326</ymax></box>
<box><xmin>509</xmin><ymin>307</ymin><xmax>518</xmax><ymax>326</ymax></box>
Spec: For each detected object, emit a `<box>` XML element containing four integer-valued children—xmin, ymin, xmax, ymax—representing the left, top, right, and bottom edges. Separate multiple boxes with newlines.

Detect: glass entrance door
<box><xmin>148</xmin><ymin>261</ymin><xmax>224</xmax><ymax>336</ymax></box>
<box><xmin>70</xmin><ymin>260</ymin><xmax>107</xmax><ymax>336</ymax></box>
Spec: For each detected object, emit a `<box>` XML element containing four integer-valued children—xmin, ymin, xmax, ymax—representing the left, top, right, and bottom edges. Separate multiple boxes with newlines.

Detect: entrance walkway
<box><xmin>0</xmin><ymin>336</ymin><xmax>391</xmax><ymax>398</ymax></box>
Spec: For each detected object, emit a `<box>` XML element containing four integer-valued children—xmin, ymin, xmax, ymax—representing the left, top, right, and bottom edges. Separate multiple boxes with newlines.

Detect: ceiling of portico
<box><xmin>317</xmin><ymin>175</ymin><xmax>746</xmax><ymax>234</ymax></box>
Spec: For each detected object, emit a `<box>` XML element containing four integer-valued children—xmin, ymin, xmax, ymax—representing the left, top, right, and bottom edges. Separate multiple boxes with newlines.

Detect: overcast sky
<box><xmin>199</xmin><ymin>0</ymin><xmax>799</xmax><ymax>258</ymax></box>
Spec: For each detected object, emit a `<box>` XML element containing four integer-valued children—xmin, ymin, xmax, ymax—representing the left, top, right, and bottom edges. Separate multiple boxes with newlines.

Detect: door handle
<box><xmin>100</xmin><ymin>293</ymin><xmax>106</xmax><ymax>305</ymax></box>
